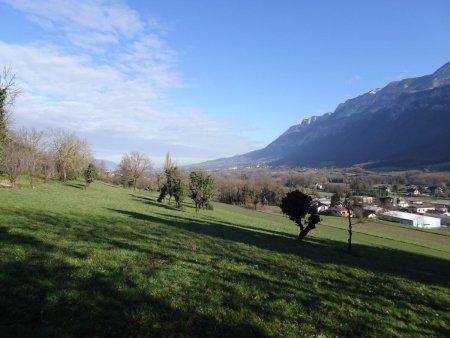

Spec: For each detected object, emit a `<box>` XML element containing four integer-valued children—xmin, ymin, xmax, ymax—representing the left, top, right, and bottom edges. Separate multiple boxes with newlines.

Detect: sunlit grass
<box><xmin>0</xmin><ymin>180</ymin><xmax>449</xmax><ymax>336</ymax></box>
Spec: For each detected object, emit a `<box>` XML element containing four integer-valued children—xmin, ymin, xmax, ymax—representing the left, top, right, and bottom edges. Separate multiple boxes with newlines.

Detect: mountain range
<box><xmin>197</xmin><ymin>62</ymin><xmax>450</xmax><ymax>170</ymax></box>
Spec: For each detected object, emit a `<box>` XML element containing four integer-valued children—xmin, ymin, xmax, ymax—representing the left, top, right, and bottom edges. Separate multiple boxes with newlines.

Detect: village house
<box><xmin>433</xmin><ymin>205</ymin><xmax>448</xmax><ymax>214</ymax></box>
<box><xmin>361</xmin><ymin>205</ymin><xmax>383</xmax><ymax>219</ymax></box>
<box><xmin>393</xmin><ymin>196</ymin><xmax>409</xmax><ymax>208</ymax></box>
<box><xmin>407</xmin><ymin>205</ymin><xmax>436</xmax><ymax>214</ymax></box>
<box><xmin>315</xmin><ymin>203</ymin><xmax>329</xmax><ymax>213</ymax></box>
<box><xmin>406</xmin><ymin>185</ymin><xmax>420</xmax><ymax>196</ymax></box>
<box><xmin>353</xmin><ymin>195</ymin><xmax>374</xmax><ymax>205</ymax></box>
<box><xmin>335</xmin><ymin>205</ymin><xmax>354</xmax><ymax>218</ymax></box>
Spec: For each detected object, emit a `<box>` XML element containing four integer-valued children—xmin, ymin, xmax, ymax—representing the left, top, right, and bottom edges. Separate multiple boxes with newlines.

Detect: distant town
<box><xmin>315</xmin><ymin>184</ymin><xmax>449</xmax><ymax>228</ymax></box>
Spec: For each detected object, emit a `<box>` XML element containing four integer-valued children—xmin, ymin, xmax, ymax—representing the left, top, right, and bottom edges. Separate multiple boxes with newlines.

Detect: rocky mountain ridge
<box><xmin>196</xmin><ymin>62</ymin><xmax>450</xmax><ymax>170</ymax></box>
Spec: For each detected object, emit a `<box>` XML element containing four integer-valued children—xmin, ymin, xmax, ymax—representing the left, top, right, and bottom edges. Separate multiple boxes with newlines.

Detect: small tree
<box><xmin>280</xmin><ymin>190</ymin><xmax>321</xmax><ymax>241</ymax></box>
<box><xmin>330</xmin><ymin>192</ymin><xmax>341</xmax><ymax>207</ymax></box>
<box><xmin>189</xmin><ymin>171</ymin><xmax>214</xmax><ymax>212</ymax></box>
<box><xmin>173</xmin><ymin>177</ymin><xmax>185</xmax><ymax>208</ymax></box>
<box><xmin>343</xmin><ymin>195</ymin><xmax>354</xmax><ymax>254</ymax></box>
<box><xmin>157</xmin><ymin>166</ymin><xmax>185</xmax><ymax>208</ymax></box>
<box><xmin>84</xmin><ymin>163</ymin><xmax>97</xmax><ymax>188</ymax></box>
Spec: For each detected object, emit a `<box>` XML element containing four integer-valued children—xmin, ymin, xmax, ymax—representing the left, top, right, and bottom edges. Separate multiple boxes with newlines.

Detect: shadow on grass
<box><xmin>65</xmin><ymin>182</ymin><xmax>85</xmax><ymax>189</ymax></box>
<box><xmin>130</xmin><ymin>194</ymin><xmax>183</xmax><ymax>212</ymax></box>
<box><xmin>0</xmin><ymin>227</ymin><xmax>268</xmax><ymax>337</ymax></box>
<box><xmin>1</xmin><ymin>206</ymin><xmax>449</xmax><ymax>337</ymax></box>
<box><xmin>202</xmin><ymin>214</ymin><xmax>294</xmax><ymax>238</ymax></box>
<box><xmin>110</xmin><ymin>208</ymin><xmax>450</xmax><ymax>288</ymax></box>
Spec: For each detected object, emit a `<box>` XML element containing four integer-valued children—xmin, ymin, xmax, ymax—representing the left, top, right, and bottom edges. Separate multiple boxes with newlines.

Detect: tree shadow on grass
<box><xmin>110</xmin><ymin>209</ymin><xmax>450</xmax><ymax>336</ymax></box>
<box><xmin>0</xmin><ymin>227</ymin><xmax>268</xmax><ymax>337</ymax></box>
<box><xmin>130</xmin><ymin>194</ymin><xmax>184</xmax><ymax>212</ymax></box>
<box><xmin>65</xmin><ymin>182</ymin><xmax>85</xmax><ymax>189</ymax></box>
<box><xmin>202</xmin><ymin>213</ymin><xmax>295</xmax><ymax>238</ymax></box>
<box><xmin>1</xmin><ymin>206</ymin><xmax>449</xmax><ymax>337</ymax></box>
<box><xmin>110</xmin><ymin>208</ymin><xmax>450</xmax><ymax>288</ymax></box>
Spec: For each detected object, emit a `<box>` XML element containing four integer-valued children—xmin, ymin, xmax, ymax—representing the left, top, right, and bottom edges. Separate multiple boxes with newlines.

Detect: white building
<box><xmin>318</xmin><ymin>198</ymin><xmax>331</xmax><ymax>206</ymax></box>
<box><xmin>425</xmin><ymin>213</ymin><xmax>450</xmax><ymax>226</ymax></box>
<box><xmin>380</xmin><ymin>211</ymin><xmax>441</xmax><ymax>228</ymax></box>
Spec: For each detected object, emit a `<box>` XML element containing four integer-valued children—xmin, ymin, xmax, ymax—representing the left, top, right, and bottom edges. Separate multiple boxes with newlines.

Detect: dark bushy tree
<box><xmin>189</xmin><ymin>171</ymin><xmax>214</xmax><ymax>212</ymax></box>
<box><xmin>0</xmin><ymin>68</ymin><xmax>19</xmax><ymax>146</ymax></box>
<box><xmin>157</xmin><ymin>166</ymin><xmax>185</xmax><ymax>208</ymax></box>
<box><xmin>330</xmin><ymin>192</ymin><xmax>341</xmax><ymax>207</ymax></box>
<box><xmin>172</xmin><ymin>176</ymin><xmax>185</xmax><ymax>208</ymax></box>
<box><xmin>0</xmin><ymin>87</ymin><xmax>8</xmax><ymax>145</ymax></box>
<box><xmin>84</xmin><ymin>163</ymin><xmax>97</xmax><ymax>188</ymax></box>
<box><xmin>280</xmin><ymin>190</ymin><xmax>320</xmax><ymax>241</ymax></box>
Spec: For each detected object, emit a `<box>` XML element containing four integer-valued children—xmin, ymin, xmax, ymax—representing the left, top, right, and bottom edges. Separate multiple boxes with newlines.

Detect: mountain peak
<box><xmin>431</xmin><ymin>61</ymin><xmax>450</xmax><ymax>86</ymax></box>
<box><xmin>301</xmin><ymin>116</ymin><xmax>319</xmax><ymax>125</ymax></box>
<box><xmin>433</xmin><ymin>61</ymin><xmax>450</xmax><ymax>76</ymax></box>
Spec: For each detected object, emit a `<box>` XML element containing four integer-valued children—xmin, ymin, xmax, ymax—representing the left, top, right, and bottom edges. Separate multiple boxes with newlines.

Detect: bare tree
<box><xmin>343</xmin><ymin>195</ymin><xmax>354</xmax><ymax>254</ymax></box>
<box><xmin>0</xmin><ymin>135</ymin><xmax>26</xmax><ymax>187</ymax></box>
<box><xmin>50</xmin><ymin>130</ymin><xmax>92</xmax><ymax>181</ymax></box>
<box><xmin>41</xmin><ymin>150</ymin><xmax>55</xmax><ymax>183</ymax></box>
<box><xmin>0</xmin><ymin>67</ymin><xmax>20</xmax><ymax>145</ymax></box>
<box><xmin>16</xmin><ymin>128</ymin><xmax>45</xmax><ymax>188</ymax></box>
<box><xmin>120</xmin><ymin>151</ymin><xmax>153</xmax><ymax>190</ymax></box>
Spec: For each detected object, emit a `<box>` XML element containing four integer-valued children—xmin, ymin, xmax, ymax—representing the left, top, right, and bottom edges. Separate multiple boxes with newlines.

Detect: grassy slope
<box><xmin>0</xmin><ymin>181</ymin><xmax>449</xmax><ymax>337</ymax></box>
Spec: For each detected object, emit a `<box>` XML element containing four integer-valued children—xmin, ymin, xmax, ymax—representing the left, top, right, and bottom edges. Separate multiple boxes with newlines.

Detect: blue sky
<box><xmin>1</xmin><ymin>0</ymin><xmax>450</xmax><ymax>166</ymax></box>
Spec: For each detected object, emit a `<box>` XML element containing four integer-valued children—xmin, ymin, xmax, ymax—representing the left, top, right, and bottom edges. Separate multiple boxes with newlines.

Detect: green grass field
<box><xmin>1</xmin><ymin>180</ymin><xmax>449</xmax><ymax>337</ymax></box>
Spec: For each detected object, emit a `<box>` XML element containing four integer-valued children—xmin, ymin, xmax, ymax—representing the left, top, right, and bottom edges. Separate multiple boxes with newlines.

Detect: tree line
<box><xmin>0</xmin><ymin>127</ymin><xmax>93</xmax><ymax>187</ymax></box>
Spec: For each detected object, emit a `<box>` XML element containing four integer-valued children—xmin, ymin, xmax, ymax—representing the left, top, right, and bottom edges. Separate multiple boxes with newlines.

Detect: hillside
<box><xmin>197</xmin><ymin>62</ymin><xmax>450</xmax><ymax>169</ymax></box>
<box><xmin>0</xmin><ymin>181</ymin><xmax>449</xmax><ymax>336</ymax></box>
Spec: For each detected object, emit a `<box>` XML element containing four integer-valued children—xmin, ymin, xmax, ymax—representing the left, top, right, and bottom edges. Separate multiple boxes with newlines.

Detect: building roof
<box><xmin>382</xmin><ymin>211</ymin><xmax>423</xmax><ymax>221</ymax></box>
<box><xmin>317</xmin><ymin>198</ymin><xmax>331</xmax><ymax>205</ymax></box>
<box><xmin>431</xmin><ymin>200</ymin><xmax>450</xmax><ymax>206</ymax></box>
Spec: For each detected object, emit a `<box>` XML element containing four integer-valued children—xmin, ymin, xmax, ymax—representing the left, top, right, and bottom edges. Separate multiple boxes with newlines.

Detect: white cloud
<box><xmin>2</xmin><ymin>0</ymin><xmax>144</xmax><ymax>44</ymax></box>
<box><xmin>0</xmin><ymin>0</ymin><xmax>257</xmax><ymax>165</ymax></box>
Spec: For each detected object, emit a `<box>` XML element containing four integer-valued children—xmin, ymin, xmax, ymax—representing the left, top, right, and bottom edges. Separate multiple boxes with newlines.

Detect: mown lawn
<box><xmin>0</xmin><ymin>180</ymin><xmax>449</xmax><ymax>337</ymax></box>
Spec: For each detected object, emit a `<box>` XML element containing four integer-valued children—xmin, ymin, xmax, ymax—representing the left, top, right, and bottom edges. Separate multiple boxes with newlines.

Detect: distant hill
<box><xmin>196</xmin><ymin>62</ymin><xmax>450</xmax><ymax>170</ymax></box>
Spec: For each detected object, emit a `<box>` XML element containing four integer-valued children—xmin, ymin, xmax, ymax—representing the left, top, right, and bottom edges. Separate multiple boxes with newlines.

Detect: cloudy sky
<box><xmin>1</xmin><ymin>0</ymin><xmax>450</xmax><ymax>166</ymax></box>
